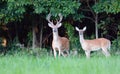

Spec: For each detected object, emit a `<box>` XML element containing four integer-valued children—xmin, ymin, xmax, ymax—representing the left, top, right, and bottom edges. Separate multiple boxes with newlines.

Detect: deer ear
<box><xmin>57</xmin><ymin>23</ymin><xmax>62</xmax><ymax>28</ymax></box>
<box><xmin>83</xmin><ymin>26</ymin><xmax>86</xmax><ymax>31</ymax></box>
<box><xmin>48</xmin><ymin>23</ymin><xmax>53</xmax><ymax>28</ymax></box>
<box><xmin>75</xmin><ymin>27</ymin><xmax>80</xmax><ymax>31</ymax></box>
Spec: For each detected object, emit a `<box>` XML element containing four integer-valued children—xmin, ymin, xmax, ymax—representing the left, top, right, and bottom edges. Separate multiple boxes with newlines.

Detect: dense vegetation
<box><xmin>0</xmin><ymin>0</ymin><xmax>120</xmax><ymax>56</ymax></box>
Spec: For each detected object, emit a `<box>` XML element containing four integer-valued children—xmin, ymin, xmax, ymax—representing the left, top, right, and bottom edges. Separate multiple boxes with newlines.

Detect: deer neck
<box><xmin>79</xmin><ymin>34</ymin><xmax>85</xmax><ymax>43</ymax></box>
<box><xmin>53</xmin><ymin>31</ymin><xmax>59</xmax><ymax>41</ymax></box>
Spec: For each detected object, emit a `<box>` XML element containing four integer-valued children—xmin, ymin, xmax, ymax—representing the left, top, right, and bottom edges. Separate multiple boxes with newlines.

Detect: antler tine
<box><xmin>57</xmin><ymin>13</ymin><xmax>63</xmax><ymax>24</ymax></box>
<box><xmin>46</xmin><ymin>13</ymin><xmax>53</xmax><ymax>24</ymax></box>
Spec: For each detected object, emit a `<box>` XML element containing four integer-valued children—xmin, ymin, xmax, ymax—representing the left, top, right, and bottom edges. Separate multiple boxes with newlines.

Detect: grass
<box><xmin>0</xmin><ymin>54</ymin><xmax>119</xmax><ymax>74</ymax></box>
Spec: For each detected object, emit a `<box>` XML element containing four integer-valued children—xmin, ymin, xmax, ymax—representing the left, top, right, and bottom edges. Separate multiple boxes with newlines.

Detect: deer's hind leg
<box><xmin>102</xmin><ymin>47</ymin><xmax>110</xmax><ymax>57</ymax></box>
<box><xmin>61</xmin><ymin>51</ymin><xmax>65</xmax><ymax>57</ymax></box>
<box><xmin>60</xmin><ymin>50</ymin><xmax>69</xmax><ymax>57</ymax></box>
<box><xmin>66</xmin><ymin>50</ymin><xmax>69</xmax><ymax>56</ymax></box>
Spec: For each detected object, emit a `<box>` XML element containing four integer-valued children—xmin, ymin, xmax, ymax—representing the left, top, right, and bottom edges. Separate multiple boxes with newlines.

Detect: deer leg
<box><xmin>64</xmin><ymin>50</ymin><xmax>69</xmax><ymax>57</ymax></box>
<box><xmin>58</xmin><ymin>48</ymin><xmax>61</xmax><ymax>56</ymax></box>
<box><xmin>61</xmin><ymin>52</ymin><xmax>65</xmax><ymax>57</ymax></box>
<box><xmin>53</xmin><ymin>49</ymin><xmax>57</xmax><ymax>58</ymax></box>
<box><xmin>61</xmin><ymin>50</ymin><xmax>69</xmax><ymax>57</ymax></box>
<box><xmin>102</xmin><ymin>48</ymin><xmax>110</xmax><ymax>57</ymax></box>
<box><xmin>85</xmin><ymin>50</ymin><xmax>90</xmax><ymax>58</ymax></box>
<box><xmin>66</xmin><ymin>50</ymin><xmax>69</xmax><ymax>56</ymax></box>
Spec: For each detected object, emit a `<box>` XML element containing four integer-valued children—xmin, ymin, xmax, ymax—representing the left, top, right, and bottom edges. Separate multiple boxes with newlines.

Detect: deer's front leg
<box><xmin>58</xmin><ymin>48</ymin><xmax>61</xmax><ymax>56</ymax></box>
<box><xmin>53</xmin><ymin>49</ymin><xmax>57</xmax><ymax>58</ymax></box>
<box><xmin>85</xmin><ymin>50</ymin><xmax>90</xmax><ymax>58</ymax></box>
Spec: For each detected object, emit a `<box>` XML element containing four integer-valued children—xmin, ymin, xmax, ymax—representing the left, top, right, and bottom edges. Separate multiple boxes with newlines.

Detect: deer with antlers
<box><xmin>46</xmin><ymin>13</ymin><xmax>69</xmax><ymax>58</ymax></box>
<box><xmin>76</xmin><ymin>26</ymin><xmax>111</xmax><ymax>58</ymax></box>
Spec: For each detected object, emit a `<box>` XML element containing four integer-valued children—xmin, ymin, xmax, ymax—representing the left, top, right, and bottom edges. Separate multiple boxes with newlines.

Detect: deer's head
<box><xmin>75</xmin><ymin>26</ymin><xmax>86</xmax><ymax>35</ymax></box>
<box><xmin>46</xmin><ymin>13</ymin><xmax>63</xmax><ymax>32</ymax></box>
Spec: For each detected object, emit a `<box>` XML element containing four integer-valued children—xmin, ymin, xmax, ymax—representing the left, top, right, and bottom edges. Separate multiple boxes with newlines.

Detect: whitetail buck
<box><xmin>46</xmin><ymin>13</ymin><xmax>69</xmax><ymax>58</ymax></box>
<box><xmin>75</xmin><ymin>26</ymin><xmax>111</xmax><ymax>58</ymax></box>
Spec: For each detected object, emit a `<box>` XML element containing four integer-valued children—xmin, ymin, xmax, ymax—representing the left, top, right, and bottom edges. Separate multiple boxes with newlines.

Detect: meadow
<box><xmin>0</xmin><ymin>53</ymin><xmax>119</xmax><ymax>74</ymax></box>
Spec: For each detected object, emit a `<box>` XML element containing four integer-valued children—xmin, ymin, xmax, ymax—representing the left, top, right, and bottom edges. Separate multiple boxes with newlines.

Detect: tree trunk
<box><xmin>39</xmin><ymin>24</ymin><xmax>43</xmax><ymax>48</ymax></box>
<box><xmin>95</xmin><ymin>0</ymin><xmax>98</xmax><ymax>39</ymax></box>
<box><xmin>32</xmin><ymin>26</ymin><xmax>36</xmax><ymax>49</ymax></box>
<box><xmin>86</xmin><ymin>0</ymin><xmax>99</xmax><ymax>39</ymax></box>
<box><xmin>95</xmin><ymin>14</ymin><xmax>98</xmax><ymax>39</ymax></box>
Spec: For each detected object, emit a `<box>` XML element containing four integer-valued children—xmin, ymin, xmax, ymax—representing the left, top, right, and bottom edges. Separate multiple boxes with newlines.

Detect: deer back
<box><xmin>81</xmin><ymin>38</ymin><xmax>110</xmax><ymax>51</ymax></box>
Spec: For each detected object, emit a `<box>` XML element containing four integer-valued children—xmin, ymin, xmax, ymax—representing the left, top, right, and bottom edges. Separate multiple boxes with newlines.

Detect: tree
<box><xmin>79</xmin><ymin>0</ymin><xmax>101</xmax><ymax>39</ymax></box>
<box><xmin>79</xmin><ymin>0</ymin><xmax>120</xmax><ymax>39</ymax></box>
<box><xmin>0</xmin><ymin>0</ymin><xmax>29</xmax><ymax>23</ymax></box>
<box><xmin>93</xmin><ymin>0</ymin><xmax>120</xmax><ymax>14</ymax></box>
<box><xmin>93</xmin><ymin>0</ymin><xmax>120</xmax><ymax>38</ymax></box>
<box><xmin>0</xmin><ymin>0</ymin><xmax>81</xmax><ymax>52</ymax></box>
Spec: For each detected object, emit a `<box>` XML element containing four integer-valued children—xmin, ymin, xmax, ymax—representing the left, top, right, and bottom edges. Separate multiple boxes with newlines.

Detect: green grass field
<box><xmin>0</xmin><ymin>54</ymin><xmax>119</xmax><ymax>74</ymax></box>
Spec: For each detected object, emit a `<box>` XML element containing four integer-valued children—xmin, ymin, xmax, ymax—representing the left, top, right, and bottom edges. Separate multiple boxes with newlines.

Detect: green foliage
<box><xmin>64</xmin><ymin>23</ymin><xmax>81</xmax><ymax>52</ymax></box>
<box><xmin>98</xmin><ymin>20</ymin><xmax>108</xmax><ymax>37</ymax></box>
<box><xmin>30</xmin><ymin>47</ymin><xmax>49</xmax><ymax>57</ymax></box>
<box><xmin>93</xmin><ymin>0</ymin><xmax>120</xmax><ymax>14</ymax></box>
<box><xmin>6</xmin><ymin>37</ymin><xmax>22</xmax><ymax>54</ymax></box>
<box><xmin>73</xmin><ymin>12</ymin><xmax>85</xmax><ymax>21</ymax></box>
<box><xmin>33</xmin><ymin>1</ymin><xmax>81</xmax><ymax>17</ymax></box>
<box><xmin>0</xmin><ymin>0</ymin><xmax>29</xmax><ymax>23</ymax></box>
<box><xmin>111</xmin><ymin>38</ymin><xmax>119</xmax><ymax>54</ymax></box>
<box><xmin>98</xmin><ymin>16</ymin><xmax>115</xmax><ymax>37</ymax></box>
<box><xmin>0</xmin><ymin>0</ymin><xmax>80</xmax><ymax>24</ymax></box>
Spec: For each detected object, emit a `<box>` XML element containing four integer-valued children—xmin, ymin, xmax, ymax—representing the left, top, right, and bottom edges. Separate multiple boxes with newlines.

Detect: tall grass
<box><xmin>0</xmin><ymin>54</ymin><xmax>119</xmax><ymax>74</ymax></box>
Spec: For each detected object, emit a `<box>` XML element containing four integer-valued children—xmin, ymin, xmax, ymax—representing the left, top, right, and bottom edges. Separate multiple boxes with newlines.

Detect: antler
<box><xmin>46</xmin><ymin>13</ymin><xmax>53</xmax><ymax>25</ymax></box>
<box><xmin>56</xmin><ymin>13</ymin><xmax>63</xmax><ymax>25</ymax></box>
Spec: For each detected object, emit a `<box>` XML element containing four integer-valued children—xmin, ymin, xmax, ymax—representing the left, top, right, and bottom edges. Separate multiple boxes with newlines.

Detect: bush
<box><xmin>111</xmin><ymin>37</ymin><xmax>120</xmax><ymax>55</ymax></box>
<box><xmin>29</xmin><ymin>47</ymin><xmax>49</xmax><ymax>57</ymax></box>
<box><xmin>5</xmin><ymin>37</ymin><xmax>23</xmax><ymax>55</ymax></box>
<box><xmin>64</xmin><ymin>23</ymin><xmax>84</xmax><ymax>55</ymax></box>
<box><xmin>0</xmin><ymin>38</ymin><xmax>6</xmax><ymax>55</ymax></box>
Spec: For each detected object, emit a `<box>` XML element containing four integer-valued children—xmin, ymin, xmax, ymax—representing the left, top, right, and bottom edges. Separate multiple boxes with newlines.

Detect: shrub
<box><xmin>64</xmin><ymin>23</ymin><xmax>84</xmax><ymax>55</ymax></box>
<box><xmin>111</xmin><ymin>37</ymin><xmax>120</xmax><ymax>55</ymax></box>
<box><xmin>0</xmin><ymin>38</ymin><xmax>6</xmax><ymax>55</ymax></box>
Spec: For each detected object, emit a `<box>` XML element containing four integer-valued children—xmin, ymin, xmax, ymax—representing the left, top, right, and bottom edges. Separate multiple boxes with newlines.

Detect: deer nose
<box><xmin>53</xmin><ymin>29</ymin><xmax>57</xmax><ymax>32</ymax></box>
<box><xmin>79</xmin><ymin>32</ymin><xmax>83</xmax><ymax>35</ymax></box>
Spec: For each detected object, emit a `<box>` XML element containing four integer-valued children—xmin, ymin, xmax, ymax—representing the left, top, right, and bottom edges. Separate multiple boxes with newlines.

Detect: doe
<box><xmin>75</xmin><ymin>26</ymin><xmax>111</xmax><ymax>58</ymax></box>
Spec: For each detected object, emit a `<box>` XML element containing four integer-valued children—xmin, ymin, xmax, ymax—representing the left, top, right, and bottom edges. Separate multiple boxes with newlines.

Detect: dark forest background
<box><xmin>0</xmin><ymin>0</ymin><xmax>119</xmax><ymax>55</ymax></box>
